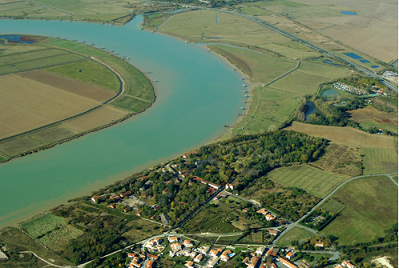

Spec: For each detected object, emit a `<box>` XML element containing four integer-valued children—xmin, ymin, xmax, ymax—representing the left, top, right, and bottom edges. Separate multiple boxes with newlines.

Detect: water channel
<box><xmin>0</xmin><ymin>16</ymin><xmax>244</xmax><ymax>228</ymax></box>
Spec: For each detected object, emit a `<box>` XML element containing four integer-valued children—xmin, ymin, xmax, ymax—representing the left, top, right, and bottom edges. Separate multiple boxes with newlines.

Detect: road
<box><xmin>272</xmin><ymin>172</ymin><xmax>398</xmax><ymax>246</ymax></box>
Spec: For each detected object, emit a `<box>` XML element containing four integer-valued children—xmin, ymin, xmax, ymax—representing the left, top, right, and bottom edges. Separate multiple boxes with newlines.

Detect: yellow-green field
<box><xmin>276</xmin><ymin>226</ymin><xmax>315</xmax><ymax>247</ymax></box>
<box><xmin>323</xmin><ymin>176</ymin><xmax>398</xmax><ymax>244</ymax></box>
<box><xmin>267</xmin><ymin>165</ymin><xmax>348</xmax><ymax>198</ymax></box>
<box><xmin>361</xmin><ymin>147</ymin><xmax>398</xmax><ymax>175</ymax></box>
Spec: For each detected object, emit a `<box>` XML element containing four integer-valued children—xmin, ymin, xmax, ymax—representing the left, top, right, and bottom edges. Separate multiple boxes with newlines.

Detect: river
<box><xmin>0</xmin><ymin>16</ymin><xmax>244</xmax><ymax>228</ymax></box>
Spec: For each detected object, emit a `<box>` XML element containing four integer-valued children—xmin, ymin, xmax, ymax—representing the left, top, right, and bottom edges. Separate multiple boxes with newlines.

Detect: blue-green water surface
<box><xmin>0</xmin><ymin>17</ymin><xmax>244</xmax><ymax>227</ymax></box>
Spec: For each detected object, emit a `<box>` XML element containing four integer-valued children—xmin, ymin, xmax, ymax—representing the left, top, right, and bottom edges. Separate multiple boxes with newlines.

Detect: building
<box><xmin>91</xmin><ymin>195</ymin><xmax>101</xmax><ymax>203</ymax></box>
<box><xmin>147</xmin><ymin>260</ymin><xmax>155</xmax><ymax>267</ymax></box>
<box><xmin>315</xmin><ymin>241</ymin><xmax>324</xmax><ymax>248</ymax></box>
<box><xmin>220</xmin><ymin>250</ymin><xmax>233</xmax><ymax>261</ymax></box>
<box><xmin>342</xmin><ymin>261</ymin><xmax>357</xmax><ymax>268</ymax></box>
<box><xmin>120</xmin><ymin>191</ymin><xmax>131</xmax><ymax>198</ymax></box>
<box><xmin>255</xmin><ymin>246</ymin><xmax>266</xmax><ymax>255</ymax></box>
<box><xmin>208</xmin><ymin>257</ymin><xmax>219</xmax><ymax>268</ymax></box>
<box><xmin>160</xmin><ymin>213</ymin><xmax>170</xmax><ymax>225</ymax></box>
<box><xmin>192</xmin><ymin>176</ymin><xmax>220</xmax><ymax>189</ymax></box>
<box><xmin>183</xmin><ymin>240</ymin><xmax>194</xmax><ymax>247</ymax></box>
<box><xmin>185</xmin><ymin>261</ymin><xmax>195</xmax><ymax>268</ymax></box>
<box><xmin>267</xmin><ymin>229</ymin><xmax>279</xmax><ymax>236</ymax></box>
<box><xmin>256</xmin><ymin>208</ymin><xmax>268</xmax><ymax>215</ymax></box>
<box><xmin>225</xmin><ymin>184</ymin><xmax>234</xmax><ymax>190</ymax></box>
<box><xmin>286</xmin><ymin>252</ymin><xmax>295</xmax><ymax>259</ymax></box>
<box><xmin>209</xmin><ymin>248</ymin><xmax>223</xmax><ymax>257</ymax></box>
<box><xmin>110</xmin><ymin>194</ymin><xmax>120</xmax><ymax>201</ymax></box>
<box><xmin>248</xmin><ymin>256</ymin><xmax>260</xmax><ymax>268</ymax></box>
<box><xmin>278</xmin><ymin>257</ymin><xmax>298</xmax><ymax>268</ymax></box>
<box><xmin>266</xmin><ymin>247</ymin><xmax>279</xmax><ymax>257</ymax></box>
<box><xmin>171</xmin><ymin>243</ymin><xmax>182</xmax><ymax>251</ymax></box>
<box><xmin>265</xmin><ymin>214</ymin><xmax>276</xmax><ymax>221</ymax></box>
<box><xmin>194</xmin><ymin>253</ymin><xmax>204</xmax><ymax>263</ymax></box>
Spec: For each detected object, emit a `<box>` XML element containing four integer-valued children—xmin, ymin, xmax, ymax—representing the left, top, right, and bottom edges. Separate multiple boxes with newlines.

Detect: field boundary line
<box><xmin>264</xmin><ymin>60</ymin><xmax>301</xmax><ymax>88</ymax></box>
<box><xmin>318</xmin><ymin>145</ymin><xmax>341</xmax><ymax>168</ymax></box>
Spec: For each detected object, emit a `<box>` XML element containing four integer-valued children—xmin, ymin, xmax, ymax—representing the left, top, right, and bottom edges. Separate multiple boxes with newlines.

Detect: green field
<box><xmin>267</xmin><ymin>165</ymin><xmax>348</xmax><ymax>198</ymax></box>
<box><xmin>30</xmin><ymin>124</ymin><xmax>77</xmax><ymax>143</ymax></box>
<box><xmin>276</xmin><ymin>227</ymin><xmax>315</xmax><ymax>247</ymax></box>
<box><xmin>320</xmin><ymin>199</ymin><xmax>345</xmax><ymax>214</ymax></box>
<box><xmin>0</xmin><ymin>136</ymin><xmax>43</xmax><ymax>156</ymax></box>
<box><xmin>322</xmin><ymin>176</ymin><xmax>398</xmax><ymax>244</ymax></box>
<box><xmin>45</xmin><ymin>59</ymin><xmax>121</xmax><ymax>92</ymax></box>
<box><xmin>359</xmin><ymin>121</ymin><xmax>398</xmax><ymax>135</ymax></box>
<box><xmin>361</xmin><ymin>147</ymin><xmax>398</xmax><ymax>175</ymax></box>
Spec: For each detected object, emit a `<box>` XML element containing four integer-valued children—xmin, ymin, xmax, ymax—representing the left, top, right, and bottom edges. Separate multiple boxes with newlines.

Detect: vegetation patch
<box><xmin>267</xmin><ymin>165</ymin><xmax>348</xmax><ymax>198</ymax></box>
<box><xmin>361</xmin><ymin>147</ymin><xmax>398</xmax><ymax>175</ymax></box>
<box><xmin>275</xmin><ymin>226</ymin><xmax>315</xmax><ymax>247</ymax></box>
<box><xmin>322</xmin><ymin>176</ymin><xmax>398</xmax><ymax>244</ymax></box>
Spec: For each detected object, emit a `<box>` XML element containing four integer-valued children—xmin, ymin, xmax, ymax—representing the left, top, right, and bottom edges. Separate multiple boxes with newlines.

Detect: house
<box><xmin>243</xmin><ymin>208</ymin><xmax>249</xmax><ymax>213</ymax></box>
<box><xmin>183</xmin><ymin>240</ymin><xmax>194</xmax><ymax>247</ymax></box>
<box><xmin>147</xmin><ymin>260</ymin><xmax>154</xmax><ymax>267</ymax></box>
<box><xmin>315</xmin><ymin>241</ymin><xmax>324</xmax><ymax>248</ymax></box>
<box><xmin>137</xmin><ymin>211</ymin><xmax>142</xmax><ymax>216</ymax></box>
<box><xmin>182</xmin><ymin>151</ymin><xmax>197</xmax><ymax>158</ymax></box>
<box><xmin>192</xmin><ymin>176</ymin><xmax>220</xmax><ymax>189</ymax></box>
<box><xmin>198</xmin><ymin>246</ymin><xmax>210</xmax><ymax>254</ymax></box>
<box><xmin>286</xmin><ymin>252</ymin><xmax>295</xmax><ymax>259</ymax></box>
<box><xmin>168</xmin><ymin>236</ymin><xmax>178</xmax><ymax>242</ymax></box>
<box><xmin>265</xmin><ymin>214</ymin><xmax>276</xmax><ymax>221</ymax></box>
<box><xmin>120</xmin><ymin>191</ymin><xmax>131</xmax><ymax>198</ymax></box>
<box><xmin>171</xmin><ymin>243</ymin><xmax>182</xmax><ymax>251</ymax></box>
<box><xmin>124</xmin><ymin>207</ymin><xmax>130</xmax><ymax>212</ymax></box>
<box><xmin>161</xmin><ymin>213</ymin><xmax>170</xmax><ymax>225</ymax></box>
<box><xmin>214</xmin><ymin>192</ymin><xmax>227</xmax><ymax>200</ymax></box>
<box><xmin>91</xmin><ymin>195</ymin><xmax>102</xmax><ymax>203</ymax></box>
<box><xmin>342</xmin><ymin>261</ymin><xmax>357</xmax><ymax>268</ymax></box>
<box><xmin>255</xmin><ymin>246</ymin><xmax>266</xmax><ymax>255</ymax></box>
<box><xmin>225</xmin><ymin>184</ymin><xmax>234</xmax><ymax>190</ymax></box>
<box><xmin>109</xmin><ymin>203</ymin><xmax>116</xmax><ymax>209</ymax></box>
<box><xmin>208</xmin><ymin>257</ymin><xmax>219</xmax><ymax>268</ymax></box>
<box><xmin>128</xmin><ymin>253</ymin><xmax>137</xmax><ymax>258</ymax></box>
<box><xmin>248</xmin><ymin>256</ymin><xmax>260</xmax><ymax>268</ymax></box>
<box><xmin>256</xmin><ymin>208</ymin><xmax>268</xmax><ymax>215</ymax></box>
<box><xmin>209</xmin><ymin>248</ymin><xmax>223</xmax><ymax>257</ymax></box>
<box><xmin>278</xmin><ymin>257</ymin><xmax>298</xmax><ymax>268</ymax></box>
<box><xmin>267</xmin><ymin>229</ymin><xmax>279</xmax><ymax>236</ymax></box>
<box><xmin>194</xmin><ymin>253</ymin><xmax>204</xmax><ymax>263</ymax></box>
<box><xmin>110</xmin><ymin>194</ymin><xmax>120</xmax><ymax>201</ymax></box>
<box><xmin>266</xmin><ymin>247</ymin><xmax>278</xmax><ymax>257</ymax></box>
<box><xmin>185</xmin><ymin>261</ymin><xmax>195</xmax><ymax>268</ymax></box>
<box><xmin>220</xmin><ymin>250</ymin><xmax>233</xmax><ymax>261</ymax></box>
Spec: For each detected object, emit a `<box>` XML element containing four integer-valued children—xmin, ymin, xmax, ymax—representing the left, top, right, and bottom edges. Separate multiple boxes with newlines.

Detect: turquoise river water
<box><xmin>0</xmin><ymin>16</ymin><xmax>244</xmax><ymax>228</ymax></box>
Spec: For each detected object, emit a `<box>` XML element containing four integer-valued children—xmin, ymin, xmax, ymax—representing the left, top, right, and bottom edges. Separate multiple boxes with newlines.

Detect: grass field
<box><xmin>267</xmin><ymin>165</ymin><xmax>348</xmax><ymax>198</ymax></box>
<box><xmin>275</xmin><ymin>227</ymin><xmax>315</xmax><ymax>247</ymax></box>
<box><xmin>30</xmin><ymin>124</ymin><xmax>77</xmax><ymax>143</ymax></box>
<box><xmin>361</xmin><ymin>147</ymin><xmax>398</xmax><ymax>175</ymax></box>
<box><xmin>320</xmin><ymin>199</ymin><xmax>345</xmax><ymax>214</ymax></box>
<box><xmin>285</xmin><ymin>122</ymin><xmax>396</xmax><ymax>148</ymax></box>
<box><xmin>322</xmin><ymin>176</ymin><xmax>398</xmax><ymax>244</ymax></box>
<box><xmin>44</xmin><ymin>59</ymin><xmax>121</xmax><ymax>92</ymax></box>
<box><xmin>348</xmin><ymin>107</ymin><xmax>398</xmax><ymax>135</ymax></box>
<box><xmin>19</xmin><ymin>212</ymin><xmax>83</xmax><ymax>252</ymax></box>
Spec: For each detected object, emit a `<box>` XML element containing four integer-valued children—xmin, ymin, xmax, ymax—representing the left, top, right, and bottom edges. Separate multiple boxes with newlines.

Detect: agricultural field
<box><xmin>322</xmin><ymin>176</ymin><xmax>398</xmax><ymax>244</ymax></box>
<box><xmin>0</xmin><ymin>0</ymin><xmax>134</xmax><ymax>23</ymax></box>
<box><xmin>314</xmin><ymin>143</ymin><xmax>363</xmax><ymax>177</ymax></box>
<box><xmin>319</xmin><ymin>199</ymin><xmax>345</xmax><ymax>214</ymax></box>
<box><xmin>361</xmin><ymin>147</ymin><xmax>398</xmax><ymax>175</ymax></box>
<box><xmin>275</xmin><ymin>226</ymin><xmax>315</xmax><ymax>247</ymax></box>
<box><xmin>285</xmin><ymin>122</ymin><xmax>396</xmax><ymax>148</ymax></box>
<box><xmin>267</xmin><ymin>165</ymin><xmax>348</xmax><ymax>198</ymax></box>
<box><xmin>0</xmin><ymin>36</ymin><xmax>154</xmax><ymax>160</ymax></box>
<box><xmin>18</xmin><ymin>212</ymin><xmax>83</xmax><ymax>252</ymax></box>
<box><xmin>348</xmin><ymin>107</ymin><xmax>398</xmax><ymax>135</ymax></box>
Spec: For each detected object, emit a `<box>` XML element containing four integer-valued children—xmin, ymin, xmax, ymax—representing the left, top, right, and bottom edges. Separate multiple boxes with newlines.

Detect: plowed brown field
<box><xmin>348</xmin><ymin>107</ymin><xmax>398</xmax><ymax>128</ymax></box>
<box><xmin>0</xmin><ymin>74</ymin><xmax>101</xmax><ymax>139</ymax></box>
<box><xmin>16</xmin><ymin>70</ymin><xmax>116</xmax><ymax>102</ymax></box>
<box><xmin>285</xmin><ymin>121</ymin><xmax>396</xmax><ymax>148</ymax></box>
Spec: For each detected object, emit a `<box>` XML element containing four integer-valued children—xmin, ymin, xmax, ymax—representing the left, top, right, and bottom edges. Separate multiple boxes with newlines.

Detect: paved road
<box><xmin>272</xmin><ymin>172</ymin><xmax>398</xmax><ymax>246</ymax></box>
<box><xmin>301</xmin><ymin>250</ymin><xmax>342</xmax><ymax>261</ymax></box>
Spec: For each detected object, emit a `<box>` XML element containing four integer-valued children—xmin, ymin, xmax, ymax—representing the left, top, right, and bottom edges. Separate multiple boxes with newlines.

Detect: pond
<box><xmin>305</xmin><ymin>101</ymin><xmax>319</xmax><ymax>121</ymax></box>
<box><xmin>322</xmin><ymin>89</ymin><xmax>340</xmax><ymax>99</ymax></box>
<box><xmin>341</xmin><ymin>11</ymin><xmax>358</xmax><ymax>15</ymax></box>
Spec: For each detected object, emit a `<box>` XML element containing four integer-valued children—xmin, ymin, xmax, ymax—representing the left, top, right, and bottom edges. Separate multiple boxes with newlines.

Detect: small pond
<box><xmin>322</xmin><ymin>89</ymin><xmax>340</xmax><ymax>98</ymax></box>
<box><xmin>341</xmin><ymin>11</ymin><xmax>358</xmax><ymax>15</ymax></box>
<box><xmin>305</xmin><ymin>101</ymin><xmax>319</xmax><ymax>120</ymax></box>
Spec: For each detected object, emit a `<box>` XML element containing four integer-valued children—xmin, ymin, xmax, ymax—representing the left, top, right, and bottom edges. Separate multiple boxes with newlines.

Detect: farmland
<box><xmin>267</xmin><ymin>165</ymin><xmax>348</xmax><ymax>198</ymax></box>
<box><xmin>0</xmin><ymin>36</ymin><xmax>154</xmax><ymax>161</ymax></box>
<box><xmin>284</xmin><ymin>122</ymin><xmax>396</xmax><ymax>148</ymax></box>
<box><xmin>361</xmin><ymin>147</ymin><xmax>398</xmax><ymax>175</ymax></box>
<box><xmin>348</xmin><ymin>107</ymin><xmax>398</xmax><ymax>135</ymax></box>
<box><xmin>322</xmin><ymin>176</ymin><xmax>398</xmax><ymax>244</ymax></box>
